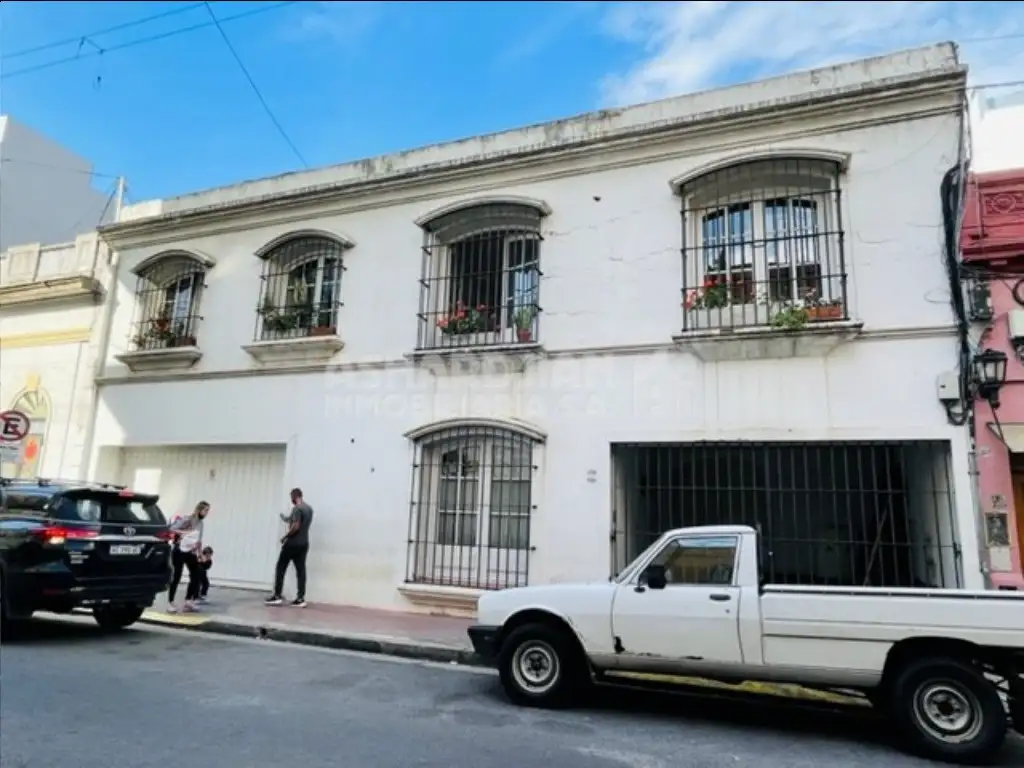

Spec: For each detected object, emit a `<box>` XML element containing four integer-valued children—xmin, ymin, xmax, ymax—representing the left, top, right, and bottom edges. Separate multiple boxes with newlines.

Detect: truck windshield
<box><xmin>614</xmin><ymin>537</ymin><xmax>667</xmax><ymax>584</ymax></box>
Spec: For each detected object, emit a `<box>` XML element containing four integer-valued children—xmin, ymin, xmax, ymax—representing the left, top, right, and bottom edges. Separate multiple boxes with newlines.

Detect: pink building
<box><xmin>962</xmin><ymin>169</ymin><xmax>1024</xmax><ymax>590</ymax></box>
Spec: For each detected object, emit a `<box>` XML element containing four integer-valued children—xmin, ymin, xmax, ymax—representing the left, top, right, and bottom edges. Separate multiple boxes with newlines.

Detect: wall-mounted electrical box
<box><xmin>968</xmin><ymin>281</ymin><xmax>995</xmax><ymax>322</ymax></box>
<box><xmin>936</xmin><ymin>370</ymin><xmax>961</xmax><ymax>403</ymax></box>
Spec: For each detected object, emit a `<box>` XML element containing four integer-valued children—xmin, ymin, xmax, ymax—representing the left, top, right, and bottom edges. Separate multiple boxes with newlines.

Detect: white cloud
<box><xmin>285</xmin><ymin>1</ymin><xmax>384</xmax><ymax>46</ymax></box>
<box><xmin>599</xmin><ymin>1</ymin><xmax>1024</xmax><ymax>107</ymax></box>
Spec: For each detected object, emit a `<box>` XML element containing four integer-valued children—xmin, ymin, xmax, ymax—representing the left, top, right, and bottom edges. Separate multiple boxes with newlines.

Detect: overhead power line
<box><xmin>2</xmin><ymin>2</ymin><xmax>205</xmax><ymax>60</ymax></box>
<box><xmin>0</xmin><ymin>1</ymin><xmax>297</xmax><ymax>81</ymax></box>
<box><xmin>202</xmin><ymin>2</ymin><xmax>307</xmax><ymax>168</ymax></box>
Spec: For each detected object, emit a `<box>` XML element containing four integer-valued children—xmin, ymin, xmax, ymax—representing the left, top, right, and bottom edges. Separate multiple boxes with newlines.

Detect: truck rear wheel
<box><xmin>890</xmin><ymin>656</ymin><xmax>1006</xmax><ymax>764</ymax></box>
<box><xmin>93</xmin><ymin>604</ymin><xmax>146</xmax><ymax>631</ymax></box>
<box><xmin>497</xmin><ymin>622</ymin><xmax>586</xmax><ymax>709</ymax></box>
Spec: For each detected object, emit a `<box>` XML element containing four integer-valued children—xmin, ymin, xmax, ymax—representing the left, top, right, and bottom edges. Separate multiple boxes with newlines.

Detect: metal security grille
<box><xmin>130</xmin><ymin>255</ymin><xmax>206</xmax><ymax>350</ymax></box>
<box><xmin>417</xmin><ymin>203</ymin><xmax>543</xmax><ymax>350</ymax></box>
<box><xmin>680</xmin><ymin>158</ymin><xmax>848</xmax><ymax>332</ymax></box>
<box><xmin>256</xmin><ymin>236</ymin><xmax>346</xmax><ymax>341</ymax></box>
<box><xmin>407</xmin><ymin>425</ymin><xmax>536</xmax><ymax>589</ymax></box>
<box><xmin>611</xmin><ymin>441</ymin><xmax>962</xmax><ymax>589</ymax></box>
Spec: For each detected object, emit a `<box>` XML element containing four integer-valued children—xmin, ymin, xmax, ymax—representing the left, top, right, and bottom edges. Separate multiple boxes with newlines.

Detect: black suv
<box><xmin>0</xmin><ymin>478</ymin><xmax>174</xmax><ymax>630</ymax></box>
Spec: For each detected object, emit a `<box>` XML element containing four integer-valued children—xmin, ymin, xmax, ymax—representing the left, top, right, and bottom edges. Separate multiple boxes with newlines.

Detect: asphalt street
<box><xmin>1</xmin><ymin>618</ymin><xmax>1022</xmax><ymax>768</ymax></box>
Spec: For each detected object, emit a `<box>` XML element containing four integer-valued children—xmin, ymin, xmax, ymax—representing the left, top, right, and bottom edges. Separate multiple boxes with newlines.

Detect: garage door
<box><xmin>119</xmin><ymin>446</ymin><xmax>286</xmax><ymax>587</ymax></box>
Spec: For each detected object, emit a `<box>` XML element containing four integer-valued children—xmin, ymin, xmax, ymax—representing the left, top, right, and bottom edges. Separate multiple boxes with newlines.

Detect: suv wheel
<box><xmin>93</xmin><ymin>604</ymin><xmax>146</xmax><ymax>631</ymax></box>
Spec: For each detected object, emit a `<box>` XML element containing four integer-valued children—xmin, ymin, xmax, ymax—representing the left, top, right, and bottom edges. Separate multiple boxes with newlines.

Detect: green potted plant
<box><xmin>513</xmin><ymin>307</ymin><xmax>536</xmax><ymax>342</ymax></box>
<box><xmin>683</xmin><ymin>276</ymin><xmax>730</xmax><ymax>312</ymax></box>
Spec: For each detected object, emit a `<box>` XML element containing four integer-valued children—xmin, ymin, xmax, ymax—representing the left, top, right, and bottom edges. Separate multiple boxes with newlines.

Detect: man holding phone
<box><xmin>265</xmin><ymin>488</ymin><xmax>313</xmax><ymax>607</ymax></box>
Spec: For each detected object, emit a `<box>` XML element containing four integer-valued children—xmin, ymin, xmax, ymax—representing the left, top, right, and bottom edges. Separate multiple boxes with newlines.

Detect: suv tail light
<box><xmin>155</xmin><ymin>530</ymin><xmax>175</xmax><ymax>542</ymax></box>
<box><xmin>35</xmin><ymin>525</ymin><xmax>98</xmax><ymax>545</ymax></box>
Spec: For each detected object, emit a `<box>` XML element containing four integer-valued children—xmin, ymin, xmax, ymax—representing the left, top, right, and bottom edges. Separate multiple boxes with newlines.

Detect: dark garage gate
<box><xmin>610</xmin><ymin>441</ymin><xmax>963</xmax><ymax>589</ymax></box>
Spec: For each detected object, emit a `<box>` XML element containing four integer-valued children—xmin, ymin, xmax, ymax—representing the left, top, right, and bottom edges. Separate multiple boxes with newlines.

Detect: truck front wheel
<box><xmin>498</xmin><ymin>623</ymin><xmax>586</xmax><ymax>709</ymax></box>
<box><xmin>890</xmin><ymin>656</ymin><xmax>1007</xmax><ymax>764</ymax></box>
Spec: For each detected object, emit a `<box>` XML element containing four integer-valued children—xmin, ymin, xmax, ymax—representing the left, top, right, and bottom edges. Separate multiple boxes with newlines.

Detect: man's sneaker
<box><xmin>264</xmin><ymin>595</ymin><xmax>284</xmax><ymax>606</ymax></box>
<box><xmin>290</xmin><ymin>599</ymin><xmax>307</xmax><ymax>608</ymax></box>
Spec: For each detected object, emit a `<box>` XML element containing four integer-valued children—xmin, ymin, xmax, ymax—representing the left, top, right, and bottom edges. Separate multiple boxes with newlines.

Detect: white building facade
<box><xmin>0</xmin><ymin>233</ymin><xmax>114</xmax><ymax>481</ymax></box>
<box><xmin>91</xmin><ymin>44</ymin><xmax>976</xmax><ymax>614</ymax></box>
<box><xmin>0</xmin><ymin>115</ymin><xmax>113</xmax><ymax>251</ymax></box>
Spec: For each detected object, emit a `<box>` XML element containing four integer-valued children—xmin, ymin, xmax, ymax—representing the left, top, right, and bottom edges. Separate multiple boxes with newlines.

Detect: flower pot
<box><xmin>516</xmin><ymin>328</ymin><xmax>532</xmax><ymax>342</ymax></box>
<box><xmin>170</xmin><ymin>335</ymin><xmax>197</xmax><ymax>348</ymax></box>
<box><xmin>807</xmin><ymin>305</ymin><xmax>842</xmax><ymax>322</ymax></box>
<box><xmin>308</xmin><ymin>326</ymin><xmax>336</xmax><ymax>337</ymax></box>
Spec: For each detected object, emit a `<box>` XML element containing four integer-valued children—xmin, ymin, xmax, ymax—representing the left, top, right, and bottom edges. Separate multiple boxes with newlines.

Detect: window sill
<box><xmin>242</xmin><ymin>334</ymin><xmax>344</xmax><ymax>364</ymax></box>
<box><xmin>398</xmin><ymin>583</ymin><xmax>482</xmax><ymax>615</ymax></box>
<box><xmin>673</xmin><ymin>319</ymin><xmax>863</xmax><ymax>362</ymax></box>
<box><xmin>115</xmin><ymin>345</ymin><xmax>202</xmax><ymax>373</ymax></box>
<box><xmin>406</xmin><ymin>342</ymin><xmax>544</xmax><ymax>375</ymax></box>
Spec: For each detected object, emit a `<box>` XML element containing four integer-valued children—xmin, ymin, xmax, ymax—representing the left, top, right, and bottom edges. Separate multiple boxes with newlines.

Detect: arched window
<box><xmin>417</xmin><ymin>201</ymin><xmax>546</xmax><ymax>350</ymax></box>
<box><xmin>256</xmin><ymin>234</ymin><xmax>347</xmax><ymax>341</ymax></box>
<box><xmin>678</xmin><ymin>156</ymin><xmax>847</xmax><ymax>332</ymax></box>
<box><xmin>1</xmin><ymin>388</ymin><xmax>50</xmax><ymax>479</ymax></box>
<box><xmin>406</xmin><ymin>422</ymin><xmax>540</xmax><ymax>590</ymax></box>
<box><xmin>130</xmin><ymin>253</ymin><xmax>207</xmax><ymax>350</ymax></box>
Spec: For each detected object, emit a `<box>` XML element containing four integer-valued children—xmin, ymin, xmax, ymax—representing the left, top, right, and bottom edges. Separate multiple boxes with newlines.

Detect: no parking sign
<box><xmin>0</xmin><ymin>409</ymin><xmax>30</xmax><ymax>463</ymax></box>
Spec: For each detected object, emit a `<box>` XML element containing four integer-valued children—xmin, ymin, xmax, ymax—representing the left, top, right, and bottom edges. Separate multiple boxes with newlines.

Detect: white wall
<box><xmin>969</xmin><ymin>89</ymin><xmax>1024</xmax><ymax>173</ymax></box>
<box><xmin>0</xmin><ymin>115</ymin><xmax>112</xmax><ymax>251</ymax></box>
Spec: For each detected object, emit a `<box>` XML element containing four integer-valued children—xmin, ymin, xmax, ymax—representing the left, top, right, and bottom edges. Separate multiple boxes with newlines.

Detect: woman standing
<box><xmin>167</xmin><ymin>501</ymin><xmax>210</xmax><ymax>613</ymax></box>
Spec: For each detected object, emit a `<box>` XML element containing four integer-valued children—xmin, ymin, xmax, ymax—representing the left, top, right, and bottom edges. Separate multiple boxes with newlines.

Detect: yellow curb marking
<box><xmin>142</xmin><ymin>611</ymin><xmax>211</xmax><ymax>627</ymax></box>
<box><xmin>607</xmin><ymin>672</ymin><xmax>867</xmax><ymax>707</ymax></box>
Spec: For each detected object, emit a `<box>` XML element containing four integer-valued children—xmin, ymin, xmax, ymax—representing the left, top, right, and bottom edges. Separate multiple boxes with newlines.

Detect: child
<box><xmin>196</xmin><ymin>546</ymin><xmax>214</xmax><ymax>603</ymax></box>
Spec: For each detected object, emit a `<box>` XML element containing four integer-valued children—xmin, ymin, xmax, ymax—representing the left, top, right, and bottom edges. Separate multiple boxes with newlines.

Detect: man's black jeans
<box><xmin>273</xmin><ymin>542</ymin><xmax>309</xmax><ymax>600</ymax></box>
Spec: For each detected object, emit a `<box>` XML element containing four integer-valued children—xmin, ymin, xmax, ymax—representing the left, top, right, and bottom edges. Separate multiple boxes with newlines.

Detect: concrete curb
<box><xmin>137</xmin><ymin>613</ymin><xmax>486</xmax><ymax>668</ymax></box>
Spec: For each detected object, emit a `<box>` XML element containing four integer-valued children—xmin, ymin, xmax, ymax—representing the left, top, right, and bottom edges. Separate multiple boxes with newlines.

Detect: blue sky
<box><xmin>1</xmin><ymin>1</ymin><xmax>1021</xmax><ymax>208</ymax></box>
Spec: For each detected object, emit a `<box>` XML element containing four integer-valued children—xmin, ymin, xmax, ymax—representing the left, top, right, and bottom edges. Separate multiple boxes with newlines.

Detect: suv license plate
<box><xmin>110</xmin><ymin>544</ymin><xmax>143</xmax><ymax>556</ymax></box>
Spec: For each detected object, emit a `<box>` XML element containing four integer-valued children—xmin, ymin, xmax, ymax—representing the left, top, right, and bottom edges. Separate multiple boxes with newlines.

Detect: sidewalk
<box><xmin>140</xmin><ymin>587</ymin><xmax>480</xmax><ymax>666</ymax></box>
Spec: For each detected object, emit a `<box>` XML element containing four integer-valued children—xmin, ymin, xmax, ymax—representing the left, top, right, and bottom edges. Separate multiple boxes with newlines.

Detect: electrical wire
<box><xmin>202</xmin><ymin>2</ymin><xmax>307</xmax><ymax>168</ymax></box>
<box><xmin>0</xmin><ymin>1</ymin><xmax>298</xmax><ymax>81</ymax></box>
<box><xmin>2</xmin><ymin>2</ymin><xmax>205</xmax><ymax>60</ymax></box>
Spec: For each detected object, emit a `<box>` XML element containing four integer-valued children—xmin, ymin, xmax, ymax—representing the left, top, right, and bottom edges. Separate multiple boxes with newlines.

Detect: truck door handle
<box><xmin>709</xmin><ymin>593</ymin><xmax>731</xmax><ymax>602</ymax></box>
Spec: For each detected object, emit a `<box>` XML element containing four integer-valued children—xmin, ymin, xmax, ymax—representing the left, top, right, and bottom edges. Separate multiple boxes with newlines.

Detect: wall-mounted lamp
<box><xmin>972</xmin><ymin>348</ymin><xmax>1008</xmax><ymax>407</ymax></box>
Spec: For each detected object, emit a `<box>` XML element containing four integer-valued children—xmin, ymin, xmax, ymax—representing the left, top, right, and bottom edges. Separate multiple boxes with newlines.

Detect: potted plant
<box><xmin>259</xmin><ymin>298</ymin><xmax>301</xmax><ymax>336</ymax></box>
<box><xmin>436</xmin><ymin>302</ymin><xmax>491</xmax><ymax>337</ymax></box>
<box><xmin>308</xmin><ymin>325</ymin><xmax>336</xmax><ymax>337</ymax></box>
<box><xmin>683</xmin><ymin>276</ymin><xmax>730</xmax><ymax>312</ymax></box>
<box><xmin>806</xmin><ymin>293</ymin><xmax>843</xmax><ymax>322</ymax></box>
<box><xmin>513</xmin><ymin>307</ymin><xmax>536</xmax><ymax>342</ymax></box>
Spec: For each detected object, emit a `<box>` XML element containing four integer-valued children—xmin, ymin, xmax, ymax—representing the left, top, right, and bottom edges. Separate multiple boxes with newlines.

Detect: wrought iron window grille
<box><xmin>417</xmin><ymin>204</ymin><xmax>543</xmax><ymax>351</ymax></box>
<box><xmin>407</xmin><ymin>425</ymin><xmax>537</xmax><ymax>590</ymax></box>
<box><xmin>255</xmin><ymin>236</ymin><xmax>347</xmax><ymax>342</ymax></box>
<box><xmin>129</xmin><ymin>256</ymin><xmax>207</xmax><ymax>351</ymax></box>
<box><xmin>680</xmin><ymin>158</ymin><xmax>849</xmax><ymax>333</ymax></box>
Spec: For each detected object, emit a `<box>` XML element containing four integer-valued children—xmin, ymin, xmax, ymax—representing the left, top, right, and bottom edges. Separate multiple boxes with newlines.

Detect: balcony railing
<box><xmin>679</xmin><ymin>157</ymin><xmax>848</xmax><ymax>333</ymax></box>
<box><xmin>130</xmin><ymin>313</ymin><xmax>202</xmax><ymax>351</ymax></box>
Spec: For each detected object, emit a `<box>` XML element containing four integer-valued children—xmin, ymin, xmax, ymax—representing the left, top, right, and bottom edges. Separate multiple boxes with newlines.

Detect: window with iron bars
<box><xmin>129</xmin><ymin>255</ymin><xmax>206</xmax><ymax>351</ymax></box>
<box><xmin>417</xmin><ymin>203</ymin><xmax>543</xmax><ymax>350</ymax></box>
<box><xmin>680</xmin><ymin>157</ymin><xmax>848</xmax><ymax>332</ymax></box>
<box><xmin>407</xmin><ymin>425</ymin><xmax>536</xmax><ymax>590</ymax></box>
<box><xmin>255</xmin><ymin>236</ymin><xmax>346</xmax><ymax>341</ymax></box>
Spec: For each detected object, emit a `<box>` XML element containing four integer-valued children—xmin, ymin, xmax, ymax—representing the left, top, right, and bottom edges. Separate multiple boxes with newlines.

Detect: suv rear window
<box><xmin>51</xmin><ymin>493</ymin><xmax>166</xmax><ymax>525</ymax></box>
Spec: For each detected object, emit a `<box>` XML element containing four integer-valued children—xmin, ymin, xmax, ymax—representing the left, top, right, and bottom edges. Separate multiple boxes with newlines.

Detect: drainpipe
<box><xmin>81</xmin><ymin>176</ymin><xmax>125</xmax><ymax>481</ymax></box>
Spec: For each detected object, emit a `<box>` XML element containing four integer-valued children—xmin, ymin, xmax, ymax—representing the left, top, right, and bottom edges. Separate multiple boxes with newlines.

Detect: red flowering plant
<box><xmin>436</xmin><ymin>301</ymin><xmax>492</xmax><ymax>335</ymax></box>
<box><xmin>683</xmin><ymin>275</ymin><xmax>730</xmax><ymax>312</ymax></box>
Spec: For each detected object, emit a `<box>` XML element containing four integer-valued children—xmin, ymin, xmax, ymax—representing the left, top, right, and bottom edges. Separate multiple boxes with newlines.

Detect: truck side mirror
<box><xmin>642</xmin><ymin>564</ymin><xmax>668</xmax><ymax>590</ymax></box>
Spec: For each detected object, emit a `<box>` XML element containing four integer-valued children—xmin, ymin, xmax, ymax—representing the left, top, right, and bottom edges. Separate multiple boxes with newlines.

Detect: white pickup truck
<box><xmin>468</xmin><ymin>525</ymin><xmax>1024</xmax><ymax>765</ymax></box>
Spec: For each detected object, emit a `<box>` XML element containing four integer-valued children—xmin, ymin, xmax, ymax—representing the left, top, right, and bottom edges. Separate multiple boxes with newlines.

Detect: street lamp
<box><xmin>973</xmin><ymin>348</ymin><xmax>1008</xmax><ymax>407</ymax></box>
